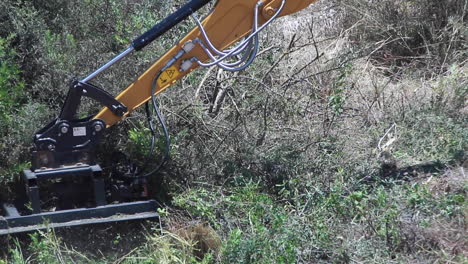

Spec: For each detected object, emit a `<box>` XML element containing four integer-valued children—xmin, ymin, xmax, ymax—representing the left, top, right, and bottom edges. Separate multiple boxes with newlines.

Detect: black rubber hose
<box><xmin>130</xmin><ymin>71</ymin><xmax>170</xmax><ymax>179</ymax></box>
<box><xmin>141</xmin><ymin>71</ymin><xmax>171</xmax><ymax>177</ymax></box>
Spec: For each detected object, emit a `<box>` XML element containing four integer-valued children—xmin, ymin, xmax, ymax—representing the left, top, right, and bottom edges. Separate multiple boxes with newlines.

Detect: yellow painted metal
<box><xmin>94</xmin><ymin>0</ymin><xmax>318</xmax><ymax>127</ymax></box>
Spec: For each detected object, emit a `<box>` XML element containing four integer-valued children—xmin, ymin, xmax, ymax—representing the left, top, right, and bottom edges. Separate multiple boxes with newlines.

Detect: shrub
<box><xmin>0</xmin><ymin>0</ymin><xmax>466</xmax><ymax>262</ymax></box>
<box><xmin>0</xmin><ymin>36</ymin><xmax>27</xmax><ymax>186</ymax></box>
<box><xmin>335</xmin><ymin>0</ymin><xmax>467</xmax><ymax>71</ymax></box>
<box><xmin>0</xmin><ymin>37</ymin><xmax>25</xmax><ymax>123</ymax></box>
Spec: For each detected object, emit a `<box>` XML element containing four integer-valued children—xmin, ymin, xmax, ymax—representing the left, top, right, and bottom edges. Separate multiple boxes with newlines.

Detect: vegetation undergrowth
<box><xmin>1</xmin><ymin>0</ymin><xmax>466</xmax><ymax>263</ymax></box>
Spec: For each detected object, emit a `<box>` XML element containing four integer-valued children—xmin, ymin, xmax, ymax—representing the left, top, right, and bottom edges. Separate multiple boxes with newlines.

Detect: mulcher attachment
<box><xmin>0</xmin><ymin>79</ymin><xmax>158</xmax><ymax>236</ymax></box>
<box><xmin>0</xmin><ymin>165</ymin><xmax>159</xmax><ymax>235</ymax></box>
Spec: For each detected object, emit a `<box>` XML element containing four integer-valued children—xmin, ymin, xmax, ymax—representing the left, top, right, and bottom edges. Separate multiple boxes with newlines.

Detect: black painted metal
<box><xmin>25</xmin><ymin>165</ymin><xmax>100</xmax><ymax>181</ymax></box>
<box><xmin>132</xmin><ymin>0</ymin><xmax>213</xmax><ymax>51</ymax></box>
<box><xmin>0</xmin><ymin>201</ymin><xmax>159</xmax><ymax>235</ymax></box>
<box><xmin>59</xmin><ymin>79</ymin><xmax>83</xmax><ymax>120</ymax></box>
<box><xmin>2</xmin><ymin>204</ymin><xmax>20</xmax><ymax>217</ymax></box>
<box><xmin>33</xmin><ymin>78</ymin><xmax>126</xmax><ymax>170</ymax></box>
<box><xmin>28</xmin><ymin>184</ymin><xmax>41</xmax><ymax>214</ymax></box>
<box><xmin>0</xmin><ymin>164</ymin><xmax>160</xmax><ymax>235</ymax></box>
<box><xmin>32</xmin><ymin>117</ymin><xmax>105</xmax><ymax>170</ymax></box>
<box><xmin>22</xmin><ymin>165</ymin><xmax>105</xmax><ymax>213</ymax></box>
<box><xmin>60</xmin><ymin>79</ymin><xmax>127</xmax><ymax>120</ymax></box>
<box><xmin>14</xmin><ymin>73</ymin><xmax>156</xmax><ymax>234</ymax></box>
<box><xmin>93</xmin><ymin>176</ymin><xmax>107</xmax><ymax>206</ymax></box>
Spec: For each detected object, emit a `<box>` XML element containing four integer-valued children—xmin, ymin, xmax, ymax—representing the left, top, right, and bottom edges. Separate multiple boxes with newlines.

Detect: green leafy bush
<box><xmin>0</xmin><ymin>36</ymin><xmax>28</xmax><ymax>186</ymax></box>
<box><xmin>0</xmin><ymin>37</ymin><xmax>25</xmax><ymax>123</ymax></box>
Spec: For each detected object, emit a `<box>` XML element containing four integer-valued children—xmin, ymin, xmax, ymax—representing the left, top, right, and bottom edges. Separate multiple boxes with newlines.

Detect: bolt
<box><xmin>265</xmin><ymin>7</ymin><xmax>276</xmax><ymax>17</ymax></box>
<box><xmin>48</xmin><ymin>144</ymin><xmax>55</xmax><ymax>151</ymax></box>
<box><xmin>60</xmin><ymin>126</ymin><xmax>69</xmax><ymax>134</ymax></box>
<box><xmin>94</xmin><ymin>123</ymin><xmax>103</xmax><ymax>132</ymax></box>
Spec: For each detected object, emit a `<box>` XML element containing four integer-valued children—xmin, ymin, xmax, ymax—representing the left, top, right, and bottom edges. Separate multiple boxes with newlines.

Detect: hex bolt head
<box><xmin>267</xmin><ymin>8</ymin><xmax>275</xmax><ymax>16</ymax></box>
<box><xmin>94</xmin><ymin>123</ymin><xmax>103</xmax><ymax>132</ymax></box>
<box><xmin>60</xmin><ymin>126</ymin><xmax>69</xmax><ymax>134</ymax></box>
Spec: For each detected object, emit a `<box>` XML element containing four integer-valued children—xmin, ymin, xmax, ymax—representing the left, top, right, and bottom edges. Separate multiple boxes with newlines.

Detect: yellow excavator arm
<box><xmin>0</xmin><ymin>0</ymin><xmax>319</xmax><ymax>236</ymax></box>
<box><xmin>94</xmin><ymin>0</ymin><xmax>317</xmax><ymax>126</ymax></box>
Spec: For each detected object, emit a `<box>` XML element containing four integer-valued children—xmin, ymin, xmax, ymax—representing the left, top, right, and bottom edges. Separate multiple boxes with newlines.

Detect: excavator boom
<box><xmin>95</xmin><ymin>0</ymin><xmax>317</xmax><ymax>126</ymax></box>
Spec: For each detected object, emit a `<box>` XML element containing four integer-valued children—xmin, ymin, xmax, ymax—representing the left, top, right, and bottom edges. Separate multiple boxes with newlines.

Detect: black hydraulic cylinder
<box><xmin>132</xmin><ymin>0</ymin><xmax>213</xmax><ymax>51</ymax></box>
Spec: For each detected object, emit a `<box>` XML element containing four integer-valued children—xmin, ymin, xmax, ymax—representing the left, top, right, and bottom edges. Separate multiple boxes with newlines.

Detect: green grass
<box><xmin>1</xmin><ymin>0</ymin><xmax>467</xmax><ymax>263</ymax></box>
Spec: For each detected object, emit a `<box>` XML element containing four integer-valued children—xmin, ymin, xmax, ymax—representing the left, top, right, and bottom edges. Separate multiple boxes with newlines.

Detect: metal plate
<box><xmin>0</xmin><ymin>200</ymin><xmax>159</xmax><ymax>235</ymax></box>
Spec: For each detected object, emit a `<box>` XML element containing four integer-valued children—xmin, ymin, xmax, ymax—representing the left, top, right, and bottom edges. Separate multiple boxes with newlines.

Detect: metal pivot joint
<box><xmin>60</xmin><ymin>79</ymin><xmax>127</xmax><ymax>120</ymax></box>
